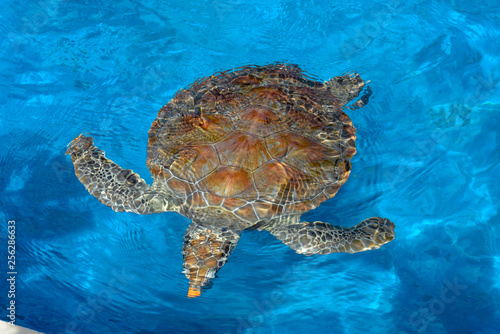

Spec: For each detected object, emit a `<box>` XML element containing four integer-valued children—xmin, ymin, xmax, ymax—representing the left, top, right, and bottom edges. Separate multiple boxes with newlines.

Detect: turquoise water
<box><xmin>1</xmin><ymin>0</ymin><xmax>499</xmax><ymax>333</ymax></box>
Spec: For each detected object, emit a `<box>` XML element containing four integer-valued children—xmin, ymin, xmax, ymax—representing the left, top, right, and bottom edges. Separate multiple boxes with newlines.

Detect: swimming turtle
<box><xmin>66</xmin><ymin>64</ymin><xmax>395</xmax><ymax>298</ymax></box>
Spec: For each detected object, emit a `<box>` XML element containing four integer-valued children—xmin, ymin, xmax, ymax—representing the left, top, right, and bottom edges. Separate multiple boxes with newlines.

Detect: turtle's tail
<box><xmin>182</xmin><ymin>223</ymin><xmax>240</xmax><ymax>298</ymax></box>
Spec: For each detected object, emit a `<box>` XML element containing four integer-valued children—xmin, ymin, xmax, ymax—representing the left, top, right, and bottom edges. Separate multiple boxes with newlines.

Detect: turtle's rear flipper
<box><xmin>182</xmin><ymin>223</ymin><xmax>240</xmax><ymax>298</ymax></box>
<box><xmin>66</xmin><ymin>134</ymin><xmax>171</xmax><ymax>214</ymax></box>
<box><xmin>268</xmin><ymin>217</ymin><xmax>395</xmax><ymax>256</ymax></box>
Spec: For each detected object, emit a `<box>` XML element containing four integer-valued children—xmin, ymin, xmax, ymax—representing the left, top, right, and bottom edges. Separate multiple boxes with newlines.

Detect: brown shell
<box><xmin>147</xmin><ymin>64</ymin><xmax>357</xmax><ymax>222</ymax></box>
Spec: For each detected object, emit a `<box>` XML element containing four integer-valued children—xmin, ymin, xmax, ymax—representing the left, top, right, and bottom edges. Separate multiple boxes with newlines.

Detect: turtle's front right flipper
<box><xmin>268</xmin><ymin>217</ymin><xmax>395</xmax><ymax>256</ymax></box>
<box><xmin>66</xmin><ymin>134</ymin><xmax>172</xmax><ymax>214</ymax></box>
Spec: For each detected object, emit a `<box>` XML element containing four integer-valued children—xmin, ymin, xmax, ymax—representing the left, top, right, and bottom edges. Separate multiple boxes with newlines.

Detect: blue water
<box><xmin>1</xmin><ymin>0</ymin><xmax>499</xmax><ymax>333</ymax></box>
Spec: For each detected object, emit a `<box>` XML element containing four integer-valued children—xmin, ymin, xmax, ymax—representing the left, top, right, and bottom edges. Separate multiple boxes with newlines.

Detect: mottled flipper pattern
<box><xmin>66</xmin><ymin>134</ymin><xmax>172</xmax><ymax>214</ymax></box>
<box><xmin>269</xmin><ymin>217</ymin><xmax>395</xmax><ymax>255</ymax></box>
<box><xmin>182</xmin><ymin>223</ymin><xmax>240</xmax><ymax>297</ymax></box>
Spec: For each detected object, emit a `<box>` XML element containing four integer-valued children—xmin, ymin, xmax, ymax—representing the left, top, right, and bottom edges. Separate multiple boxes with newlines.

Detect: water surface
<box><xmin>0</xmin><ymin>0</ymin><xmax>499</xmax><ymax>333</ymax></box>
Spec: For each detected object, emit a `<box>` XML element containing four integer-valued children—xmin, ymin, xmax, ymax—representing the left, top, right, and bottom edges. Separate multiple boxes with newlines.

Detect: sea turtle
<box><xmin>66</xmin><ymin>64</ymin><xmax>395</xmax><ymax>298</ymax></box>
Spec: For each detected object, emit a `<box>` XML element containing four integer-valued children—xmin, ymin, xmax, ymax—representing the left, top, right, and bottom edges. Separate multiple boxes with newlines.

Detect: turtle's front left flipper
<box><xmin>268</xmin><ymin>217</ymin><xmax>395</xmax><ymax>256</ymax></box>
<box><xmin>182</xmin><ymin>223</ymin><xmax>240</xmax><ymax>298</ymax></box>
<box><xmin>66</xmin><ymin>134</ymin><xmax>172</xmax><ymax>214</ymax></box>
